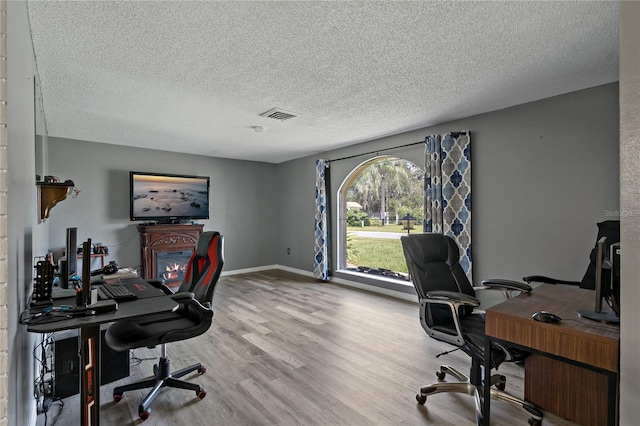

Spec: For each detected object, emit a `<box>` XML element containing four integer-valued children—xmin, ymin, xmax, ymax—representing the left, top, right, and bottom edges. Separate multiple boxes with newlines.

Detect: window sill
<box><xmin>335</xmin><ymin>269</ymin><xmax>415</xmax><ymax>294</ymax></box>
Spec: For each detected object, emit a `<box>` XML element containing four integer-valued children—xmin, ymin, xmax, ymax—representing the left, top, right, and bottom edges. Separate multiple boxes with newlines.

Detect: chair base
<box><xmin>416</xmin><ymin>364</ymin><xmax>543</xmax><ymax>426</ymax></box>
<box><xmin>113</xmin><ymin>356</ymin><xmax>207</xmax><ymax>421</ymax></box>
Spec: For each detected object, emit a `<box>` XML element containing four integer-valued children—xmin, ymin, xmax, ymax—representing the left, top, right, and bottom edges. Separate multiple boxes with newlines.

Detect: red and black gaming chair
<box><xmin>105</xmin><ymin>231</ymin><xmax>224</xmax><ymax>421</ymax></box>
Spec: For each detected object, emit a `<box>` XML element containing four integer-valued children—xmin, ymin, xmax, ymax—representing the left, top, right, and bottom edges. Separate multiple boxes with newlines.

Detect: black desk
<box><xmin>24</xmin><ymin>292</ymin><xmax>178</xmax><ymax>426</ymax></box>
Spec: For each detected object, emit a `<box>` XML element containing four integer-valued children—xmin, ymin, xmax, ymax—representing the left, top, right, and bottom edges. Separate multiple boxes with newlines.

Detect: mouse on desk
<box><xmin>532</xmin><ymin>310</ymin><xmax>562</xmax><ymax>323</ymax></box>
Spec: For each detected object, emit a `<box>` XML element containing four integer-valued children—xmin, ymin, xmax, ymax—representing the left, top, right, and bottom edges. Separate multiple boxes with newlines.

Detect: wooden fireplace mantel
<box><xmin>138</xmin><ymin>223</ymin><xmax>204</xmax><ymax>289</ymax></box>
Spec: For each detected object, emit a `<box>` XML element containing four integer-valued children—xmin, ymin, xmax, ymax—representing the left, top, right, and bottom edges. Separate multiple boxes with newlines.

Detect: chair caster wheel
<box><xmin>416</xmin><ymin>394</ymin><xmax>426</xmax><ymax>405</ymax></box>
<box><xmin>436</xmin><ymin>371</ymin><xmax>446</xmax><ymax>381</ymax></box>
<box><xmin>113</xmin><ymin>393</ymin><xmax>123</xmax><ymax>402</ymax></box>
<box><xmin>528</xmin><ymin>418</ymin><xmax>542</xmax><ymax>426</ymax></box>
<box><xmin>495</xmin><ymin>382</ymin><xmax>506</xmax><ymax>391</ymax></box>
<box><xmin>139</xmin><ymin>410</ymin><xmax>150</xmax><ymax>421</ymax></box>
<box><xmin>197</xmin><ymin>389</ymin><xmax>207</xmax><ymax>399</ymax></box>
<box><xmin>198</xmin><ymin>365</ymin><xmax>207</xmax><ymax>374</ymax></box>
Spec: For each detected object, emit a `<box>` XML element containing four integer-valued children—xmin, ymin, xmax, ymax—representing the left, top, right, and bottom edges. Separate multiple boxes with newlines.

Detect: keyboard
<box><xmin>97</xmin><ymin>283</ymin><xmax>138</xmax><ymax>301</ymax></box>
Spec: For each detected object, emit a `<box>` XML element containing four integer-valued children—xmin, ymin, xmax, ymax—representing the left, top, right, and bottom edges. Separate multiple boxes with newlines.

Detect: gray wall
<box><xmin>277</xmin><ymin>83</ymin><xmax>620</xmax><ymax>288</ymax></box>
<box><xmin>6</xmin><ymin>1</ymin><xmax>50</xmax><ymax>424</ymax></box>
<box><xmin>49</xmin><ymin>84</ymin><xmax>618</xmax><ymax>291</ymax></box>
<box><xmin>47</xmin><ymin>138</ymin><xmax>279</xmax><ymax>274</ymax></box>
<box><xmin>619</xmin><ymin>1</ymin><xmax>639</xmax><ymax>423</ymax></box>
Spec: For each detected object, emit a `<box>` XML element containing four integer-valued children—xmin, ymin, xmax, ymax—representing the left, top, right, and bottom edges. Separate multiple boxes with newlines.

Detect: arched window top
<box><xmin>337</xmin><ymin>156</ymin><xmax>423</xmax><ymax>281</ymax></box>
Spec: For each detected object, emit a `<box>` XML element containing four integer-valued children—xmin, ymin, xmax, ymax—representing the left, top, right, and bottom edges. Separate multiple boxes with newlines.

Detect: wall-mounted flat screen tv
<box><xmin>130</xmin><ymin>171</ymin><xmax>210</xmax><ymax>223</ymax></box>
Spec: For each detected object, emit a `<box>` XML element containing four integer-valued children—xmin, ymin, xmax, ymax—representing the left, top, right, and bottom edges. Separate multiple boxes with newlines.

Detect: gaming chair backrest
<box><xmin>178</xmin><ymin>231</ymin><xmax>224</xmax><ymax>304</ymax></box>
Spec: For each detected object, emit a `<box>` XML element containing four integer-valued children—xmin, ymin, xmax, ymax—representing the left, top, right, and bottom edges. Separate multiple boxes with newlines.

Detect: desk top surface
<box><xmin>486</xmin><ymin>284</ymin><xmax>620</xmax><ymax>371</ymax></box>
<box><xmin>24</xmin><ymin>294</ymin><xmax>178</xmax><ymax>333</ymax></box>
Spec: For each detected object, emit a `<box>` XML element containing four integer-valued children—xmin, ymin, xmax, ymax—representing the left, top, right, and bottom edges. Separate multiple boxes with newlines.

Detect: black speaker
<box><xmin>58</xmin><ymin>259</ymin><xmax>68</xmax><ymax>289</ymax></box>
<box><xmin>54</xmin><ymin>330</ymin><xmax>129</xmax><ymax>398</ymax></box>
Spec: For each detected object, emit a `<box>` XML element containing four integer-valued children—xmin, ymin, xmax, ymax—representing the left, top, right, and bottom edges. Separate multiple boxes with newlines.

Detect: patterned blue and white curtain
<box><xmin>424</xmin><ymin>135</ymin><xmax>443</xmax><ymax>233</ymax></box>
<box><xmin>424</xmin><ymin>131</ymin><xmax>472</xmax><ymax>279</ymax></box>
<box><xmin>314</xmin><ymin>159</ymin><xmax>331</xmax><ymax>281</ymax></box>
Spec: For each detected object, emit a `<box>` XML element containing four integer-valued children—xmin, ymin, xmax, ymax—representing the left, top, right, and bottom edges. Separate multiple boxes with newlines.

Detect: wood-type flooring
<box><xmin>37</xmin><ymin>270</ymin><xmax>578</xmax><ymax>426</ymax></box>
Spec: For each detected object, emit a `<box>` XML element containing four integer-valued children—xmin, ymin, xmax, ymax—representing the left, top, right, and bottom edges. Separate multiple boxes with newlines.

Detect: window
<box><xmin>337</xmin><ymin>156</ymin><xmax>423</xmax><ymax>281</ymax></box>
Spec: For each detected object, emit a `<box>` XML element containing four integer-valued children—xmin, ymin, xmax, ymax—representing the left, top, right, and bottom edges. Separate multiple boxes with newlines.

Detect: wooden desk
<box><xmin>484</xmin><ymin>284</ymin><xmax>619</xmax><ymax>426</ymax></box>
<box><xmin>23</xmin><ymin>289</ymin><xmax>178</xmax><ymax>426</ymax></box>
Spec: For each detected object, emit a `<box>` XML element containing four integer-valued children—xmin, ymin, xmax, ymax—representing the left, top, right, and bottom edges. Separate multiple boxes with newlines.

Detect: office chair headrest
<box><xmin>404</xmin><ymin>233</ymin><xmax>460</xmax><ymax>266</ymax></box>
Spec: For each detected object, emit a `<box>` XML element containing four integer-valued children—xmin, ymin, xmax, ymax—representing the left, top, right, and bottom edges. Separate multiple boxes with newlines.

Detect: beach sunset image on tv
<box><xmin>131</xmin><ymin>173</ymin><xmax>209</xmax><ymax>220</ymax></box>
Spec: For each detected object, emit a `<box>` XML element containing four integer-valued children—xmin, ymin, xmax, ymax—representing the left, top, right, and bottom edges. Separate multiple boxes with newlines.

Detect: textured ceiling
<box><xmin>27</xmin><ymin>0</ymin><xmax>619</xmax><ymax>164</ymax></box>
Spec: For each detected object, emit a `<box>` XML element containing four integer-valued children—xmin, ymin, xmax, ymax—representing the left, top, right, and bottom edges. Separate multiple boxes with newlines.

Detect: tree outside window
<box><xmin>340</xmin><ymin>157</ymin><xmax>423</xmax><ymax>279</ymax></box>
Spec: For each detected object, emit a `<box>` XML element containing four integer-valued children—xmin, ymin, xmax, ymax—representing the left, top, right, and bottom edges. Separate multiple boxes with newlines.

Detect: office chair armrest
<box><xmin>183</xmin><ymin>297</ymin><xmax>213</xmax><ymax>319</ymax></box>
<box><xmin>170</xmin><ymin>292</ymin><xmax>195</xmax><ymax>303</ymax></box>
<box><xmin>476</xmin><ymin>279</ymin><xmax>532</xmax><ymax>301</ymax></box>
<box><xmin>521</xmin><ymin>275</ymin><xmax>580</xmax><ymax>285</ymax></box>
<box><xmin>146</xmin><ymin>279</ymin><xmax>174</xmax><ymax>295</ymax></box>
<box><xmin>421</xmin><ymin>292</ymin><xmax>475</xmax><ymax>347</ymax></box>
<box><xmin>480</xmin><ymin>279</ymin><xmax>532</xmax><ymax>292</ymax></box>
<box><xmin>426</xmin><ymin>290</ymin><xmax>481</xmax><ymax>307</ymax></box>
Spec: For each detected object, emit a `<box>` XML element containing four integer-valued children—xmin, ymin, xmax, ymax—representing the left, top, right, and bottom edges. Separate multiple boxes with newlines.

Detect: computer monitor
<box><xmin>594</xmin><ymin>237</ymin><xmax>610</xmax><ymax>312</ymax></box>
<box><xmin>58</xmin><ymin>227</ymin><xmax>77</xmax><ymax>289</ymax></box>
<box><xmin>578</xmin><ymin>237</ymin><xmax>619</xmax><ymax>323</ymax></box>
<box><xmin>610</xmin><ymin>242</ymin><xmax>620</xmax><ymax>316</ymax></box>
<box><xmin>81</xmin><ymin>238</ymin><xmax>91</xmax><ymax>306</ymax></box>
<box><xmin>66</xmin><ymin>227</ymin><xmax>78</xmax><ymax>278</ymax></box>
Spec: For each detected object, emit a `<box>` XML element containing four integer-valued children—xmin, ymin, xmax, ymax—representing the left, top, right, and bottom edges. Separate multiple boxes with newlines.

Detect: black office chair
<box><xmin>401</xmin><ymin>233</ymin><xmax>543</xmax><ymax>426</ymax></box>
<box><xmin>105</xmin><ymin>231</ymin><xmax>224</xmax><ymax>421</ymax></box>
<box><xmin>523</xmin><ymin>220</ymin><xmax>620</xmax><ymax>289</ymax></box>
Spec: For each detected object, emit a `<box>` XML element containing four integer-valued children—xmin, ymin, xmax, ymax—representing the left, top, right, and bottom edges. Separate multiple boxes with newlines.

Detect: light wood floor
<box><xmin>37</xmin><ymin>270</ymin><xmax>577</xmax><ymax>426</ymax></box>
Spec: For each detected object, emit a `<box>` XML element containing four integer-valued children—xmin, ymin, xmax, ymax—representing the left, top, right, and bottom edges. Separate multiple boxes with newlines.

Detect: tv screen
<box><xmin>130</xmin><ymin>171</ymin><xmax>210</xmax><ymax>222</ymax></box>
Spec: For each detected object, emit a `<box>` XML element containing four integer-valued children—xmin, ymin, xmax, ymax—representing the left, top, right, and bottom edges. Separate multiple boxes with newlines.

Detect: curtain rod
<box><xmin>326</xmin><ymin>131</ymin><xmax>467</xmax><ymax>164</ymax></box>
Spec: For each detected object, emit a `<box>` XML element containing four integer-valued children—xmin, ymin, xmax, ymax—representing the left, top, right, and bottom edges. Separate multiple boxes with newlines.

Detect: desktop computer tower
<box><xmin>53</xmin><ymin>330</ymin><xmax>129</xmax><ymax>398</ymax></box>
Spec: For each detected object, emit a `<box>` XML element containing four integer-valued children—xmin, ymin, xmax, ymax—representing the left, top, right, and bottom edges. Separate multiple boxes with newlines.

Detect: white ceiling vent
<box><xmin>259</xmin><ymin>108</ymin><xmax>299</xmax><ymax>121</ymax></box>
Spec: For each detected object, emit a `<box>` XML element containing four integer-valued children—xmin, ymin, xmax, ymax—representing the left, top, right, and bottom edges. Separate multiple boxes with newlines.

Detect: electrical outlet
<box><xmin>287</xmin><ymin>248</ymin><xmax>290</xmax><ymax>254</ymax></box>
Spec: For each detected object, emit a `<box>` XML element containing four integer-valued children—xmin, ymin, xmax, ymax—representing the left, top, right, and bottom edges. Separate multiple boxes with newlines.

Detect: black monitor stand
<box><xmin>578</xmin><ymin>309</ymin><xmax>619</xmax><ymax>323</ymax></box>
<box><xmin>578</xmin><ymin>236</ymin><xmax>619</xmax><ymax>324</ymax></box>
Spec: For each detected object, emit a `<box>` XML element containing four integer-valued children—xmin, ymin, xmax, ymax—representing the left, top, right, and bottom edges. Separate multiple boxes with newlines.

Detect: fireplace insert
<box><xmin>156</xmin><ymin>250</ymin><xmax>192</xmax><ymax>285</ymax></box>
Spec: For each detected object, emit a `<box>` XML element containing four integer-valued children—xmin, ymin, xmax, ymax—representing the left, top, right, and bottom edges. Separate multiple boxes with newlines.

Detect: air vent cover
<box><xmin>259</xmin><ymin>108</ymin><xmax>299</xmax><ymax>121</ymax></box>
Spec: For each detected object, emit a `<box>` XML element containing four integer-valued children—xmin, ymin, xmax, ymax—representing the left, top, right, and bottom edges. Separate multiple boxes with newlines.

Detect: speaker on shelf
<box><xmin>53</xmin><ymin>330</ymin><xmax>129</xmax><ymax>398</ymax></box>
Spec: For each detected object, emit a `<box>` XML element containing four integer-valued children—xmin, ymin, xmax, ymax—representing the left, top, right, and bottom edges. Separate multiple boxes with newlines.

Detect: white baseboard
<box><xmin>222</xmin><ymin>264</ymin><xmax>418</xmax><ymax>303</ymax></box>
<box><xmin>273</xmin><ymin>264</ymin><xmax>314</xmax><ymax>277</ymax></box>
<box><xmin>220</xmin><ymin>264</ymin><xmax>281</xmax><ymax>276</ymax></box>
